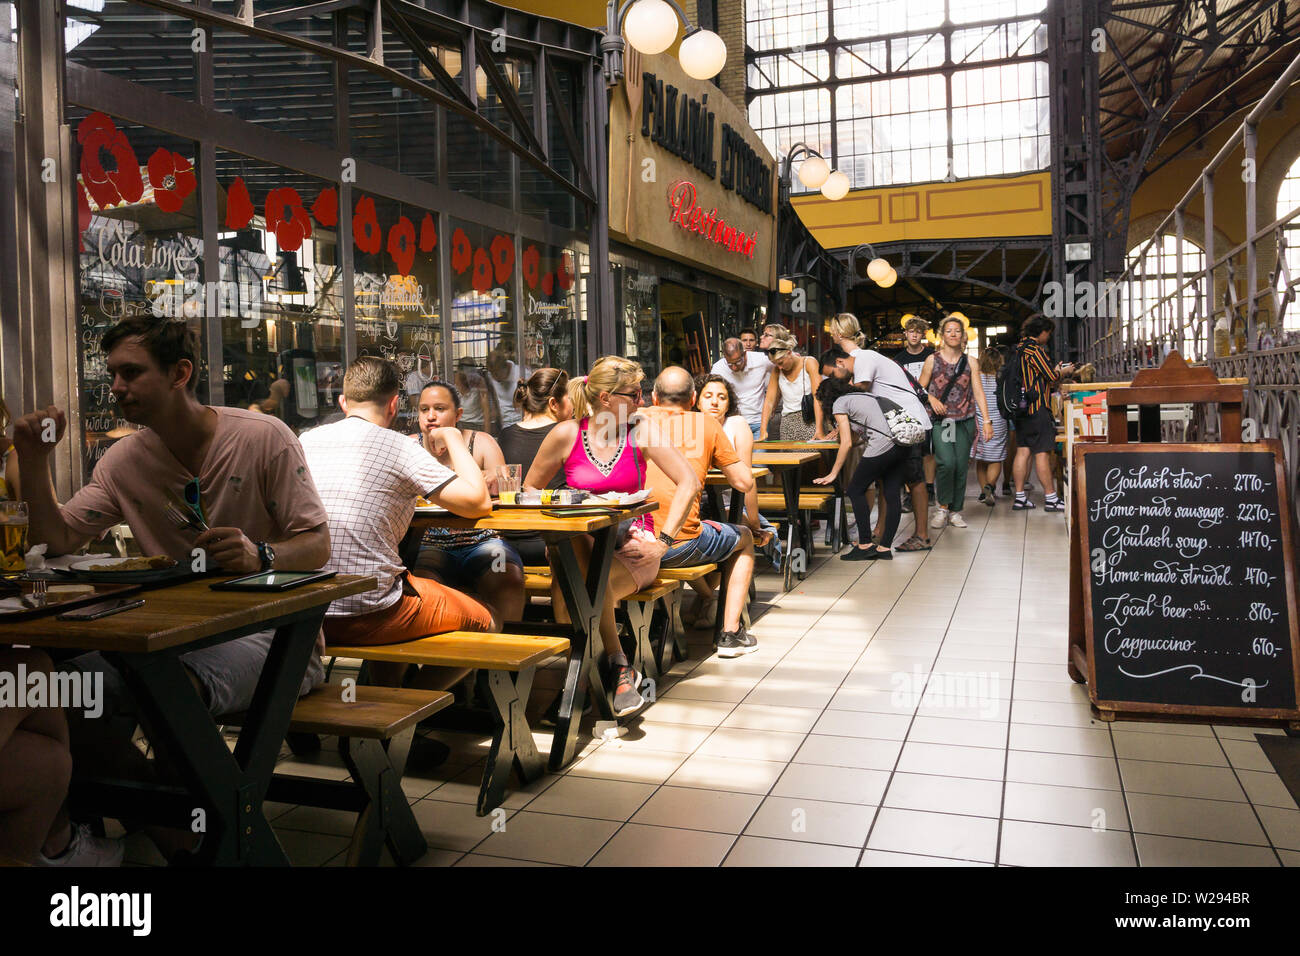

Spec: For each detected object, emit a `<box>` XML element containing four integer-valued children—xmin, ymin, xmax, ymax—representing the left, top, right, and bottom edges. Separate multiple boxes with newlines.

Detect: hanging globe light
<box><xmin>679</xmin><ymin>29</ymin><xmax>727</xmax><ymax>79</ymax></box>
<box><xmin>876</xmin><ymin>268</ymin><xmax>898</xmax><ymax>289</ymax></box>
<box><xmin>820</xmin><ymin>170</ymin><xmax>850</xmax><ymax>201</ymax></box>
<box><xmin>623</xmin><ymin>0</ymin><xmax>679</xmax><ymax>55</ymax></box>
<box><xmin>778</xmin><ymin>277</ymin><xmax>795</xmax><ymax>295</ymax></box>
<box><xmin>796</xmin><ymin>155</ymin><xmax>829</xmax><ymax>190</ymax></box>
<box><xmin>866</xmin><ymin>258</ymin><xmax>892</xmax><ymax>283</ymax></box>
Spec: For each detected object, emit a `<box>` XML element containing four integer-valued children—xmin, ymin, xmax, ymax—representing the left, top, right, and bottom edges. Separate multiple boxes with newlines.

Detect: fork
<box><xmin>164</xmin><ymin>488</ymin><xmax>208</xmax><ymax>533</ymax></box>
<box><xmin>22</xmin><ymin>579</ymin><xmax>48</xmax><ymax>609</ymax></box>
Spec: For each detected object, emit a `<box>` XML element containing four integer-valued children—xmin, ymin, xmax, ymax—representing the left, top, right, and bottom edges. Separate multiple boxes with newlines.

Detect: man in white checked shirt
<box><xmin>300</xmin><ymin>357</ymin><xmax>495</xmax><ymax>690</ymax></box>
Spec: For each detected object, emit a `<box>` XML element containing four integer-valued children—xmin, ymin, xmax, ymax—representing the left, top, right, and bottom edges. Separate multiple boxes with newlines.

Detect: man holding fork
<box><xmin>11</xmin><ymin>317</ymin><xmax>331</xmax><ymax>813</ymax></box>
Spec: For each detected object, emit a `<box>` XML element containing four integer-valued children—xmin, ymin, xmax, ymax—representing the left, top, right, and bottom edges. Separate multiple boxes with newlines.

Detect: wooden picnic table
<box><xmin>409</xmin><ymin>501</ymin><xmax>657</xmax><ymax>771</ymax></box>
<box><xmin>749</xmin><ymin>451</ymin><xmax>834</xmax><ymax>588</ymax></box>
<box><xmin>753</xmin><ymin>440</ymin><xmax>840</xmax><ymax>452</ymax></box>
<box><xmin>0</xmin><ymin>573</ymin><xmax>376</xmax><ymax>866</ymax></box>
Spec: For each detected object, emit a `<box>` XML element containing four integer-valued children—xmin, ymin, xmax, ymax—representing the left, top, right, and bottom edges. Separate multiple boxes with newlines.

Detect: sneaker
<box><xmin>949</xmin><ymin>512</ymin><xmax>968</xmax><ymax>528</ymax></box>
<box><xmin>37</xmin><ymin>823</ymin><xmax>124</xmax><ymax>867</ymax></box>
<box><xmin>900</xmin><ymin>492</ymin><xmax>913</xmax><ymax>513</ymax></box>
<box><xmin>981</xmin><ymin>484</ymin><xmax>996</xmax><ymax>506</ymax></box>
<box><xmin>864</xmin><ymin>547</ymin><xmax>893</xmax><ymax>560</ymax></box>
<box><xmin>1044</xmin><ymin>498</ymin><xmax>1066</xmax><ymax>512</ymax></box>
<box><xmin>841</xmin><ymin>546</ymin><xmax>874</xmax><ymax>561</ymax></box>
<box><xmin>717</xmin><ymin>630</ymin><xmax>758</xmax><ymax>658</ymax></box>
<box><xmin>610</xmin><ymin>664</ymin><xmax>645</xmax><ymax>717</ymax></box>
<box><xmin>930</xmin><ymin>508</ymin><xmax>950</xmax><ymax>529</ymax></box>
<box><xmin>1012</xmin><ymin>497</ymin><xmax>1035</xmax><ymax>510</ymax></box>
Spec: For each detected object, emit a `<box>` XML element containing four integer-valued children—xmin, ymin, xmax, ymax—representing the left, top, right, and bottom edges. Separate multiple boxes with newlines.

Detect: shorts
<box><xmin>415</xmin><ymin>536</ymin><xmax>522</xmax><ymax>590</ymax></box>
<box><xmin>324</xmin><ymin>574</ymin><xmax>494</xmax><ymax>646</ymax></box>
<box><xmin>1015</xmin><ymin>405</ymin><xmax>1057</xmax><ymax>455</ymax></box>
<box><xmin>63</xmin><ymin>629</ymin><xmax>326</xmax><ymax>719</ymax></box>
<box><xmin>660</xmin><ymin>520</ymin><xmax>741</xmax><ymax>569</ymax></box>
<box><xmin>902</xmin><ymin>440</ymin><xmax>927</xmax><ymax>486</ymax></box>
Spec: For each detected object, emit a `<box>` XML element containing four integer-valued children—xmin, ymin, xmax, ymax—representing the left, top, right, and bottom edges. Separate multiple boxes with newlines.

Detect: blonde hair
<box><xmin>569</xmin><ymin>355</ymin><xmax>644</xmax><ymax>421</ymax></box>
<box><xmin>830</xmin><ymin>313</ymin><xmax>864</xmax><ymax>347</ymax></box>
<box><xmin>768</xmin><ymin>331</ymin><xmax>799</xmax><ymax>356</ymax></box>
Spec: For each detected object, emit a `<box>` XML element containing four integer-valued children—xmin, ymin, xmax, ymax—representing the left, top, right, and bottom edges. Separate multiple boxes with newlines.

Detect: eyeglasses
<box><xmin>610</xmin><ymin>390</ymin><xmax>641</xmax><ymax>401</ymax></box>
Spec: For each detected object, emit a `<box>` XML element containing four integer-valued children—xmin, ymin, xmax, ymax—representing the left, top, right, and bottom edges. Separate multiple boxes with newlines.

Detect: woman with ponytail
<box><xmin>498</xmin><ymin>368</ymin><xmax>574</xmax><ymax>566</ymax></box>
<box><xmin>525</xmin><ymin>356</ymin><xmax>699</xmax><ymax>717</ymax></box>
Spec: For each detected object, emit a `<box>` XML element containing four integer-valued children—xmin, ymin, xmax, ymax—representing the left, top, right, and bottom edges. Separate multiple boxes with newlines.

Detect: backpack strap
<box><xmin>937</xmin><ymin>353</ymin><xmax>968</xmax><ymax>409</ymax></box>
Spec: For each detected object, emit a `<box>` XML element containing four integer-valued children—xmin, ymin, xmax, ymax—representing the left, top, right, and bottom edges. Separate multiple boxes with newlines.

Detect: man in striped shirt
<box><xmin>1012</xmin><ymin>316</ymin><xmax>1074</xmax><ymax>512</ymax></box>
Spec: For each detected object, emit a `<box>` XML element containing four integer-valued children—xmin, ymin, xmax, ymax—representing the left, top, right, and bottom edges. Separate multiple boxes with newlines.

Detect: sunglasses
<box><xmin>765</xmin><ymin>348</ymin><xmax>790</xmax><ymax>358</ymax></box>
<box><xmin>610</xmin><ymin>390</ymin><xmax>641</xmax><ymax>400</ymax></box>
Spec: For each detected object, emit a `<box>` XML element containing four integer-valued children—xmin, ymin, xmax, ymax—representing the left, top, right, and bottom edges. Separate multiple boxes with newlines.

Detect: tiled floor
<box><xmin>129</xmin><ymin>485</ymin><xmax>1300</xmax><ymax>866</ymax></box>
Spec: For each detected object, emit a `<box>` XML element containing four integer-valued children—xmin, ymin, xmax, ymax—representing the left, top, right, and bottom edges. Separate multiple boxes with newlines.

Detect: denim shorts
<box><xmin>660</xmin><ymin>520</ymin><xmax>741</xmax><ymax>568</ymax></box>
<box><xmin>415</xmin><ymin>536</ymin><xmax>523</xmax><ymax>590</ymax></box>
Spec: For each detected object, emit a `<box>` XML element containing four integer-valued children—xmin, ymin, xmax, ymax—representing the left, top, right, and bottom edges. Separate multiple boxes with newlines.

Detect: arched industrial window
<box><xmin>1275</xmin><ymin>154</ymin><xmax>1300</xmax><ymax>329</ymax></box>
<box><xmin>1120</xmin><ymin>235</ymin><xmax>1206</xmax><ymax>358</ymax></box>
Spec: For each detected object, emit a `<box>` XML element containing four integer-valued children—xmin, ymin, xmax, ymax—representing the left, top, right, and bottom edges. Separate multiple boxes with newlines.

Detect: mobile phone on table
<box><xmin>57</xmin><ymin>597</ymin><xmax>145</xmax><ymax>621</ymax></box>
<box><xmin>209</xmin><ymin>569</ymin><xmax>338</xmax><ymax>592</ymax></box>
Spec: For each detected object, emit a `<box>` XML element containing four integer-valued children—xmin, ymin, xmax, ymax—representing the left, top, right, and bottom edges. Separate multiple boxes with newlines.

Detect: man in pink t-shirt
<box><xmin>12</xmin><ymin>318</ymin><xmax>332</xmax><ymax>852</ymax></box>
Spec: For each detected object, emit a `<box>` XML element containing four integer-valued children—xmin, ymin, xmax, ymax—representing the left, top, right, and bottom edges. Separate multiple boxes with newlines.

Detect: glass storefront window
<box><xmin>71</xmin><ymin>109</ymin><xmax>204</xmax><ymax>480</ymax></box>
<box><xmin>618</xmin><ymin>266</ymin><xmax>660</xmax><ymax>381</ymax></box>
<box><xmin>214</xmin><ymin>26</ymin><xmax>338</xmax><ymax>150</ymax></box>
<box><xmin>521</xmin><ymin>240</ymin><xmax>584</xmax><ymax>381</ymax></box>
<box><xmin>449</xmin><ymin>219</ymin><xmax>517</xmax><ymax>434</ymax></box>
<box><xmin>353</xmin><ymin>191</ymin><xmax>442</xmax><ymax>433</ymax></box>
<box><xmin>66</xmin><ymin>1</ymin><xmax>196</xmax><ymax>102</ymax></box>
<box><xmin>213</xmin><ymin>151</ymin><xmax>341</xmax><ymax>434</ymax></box>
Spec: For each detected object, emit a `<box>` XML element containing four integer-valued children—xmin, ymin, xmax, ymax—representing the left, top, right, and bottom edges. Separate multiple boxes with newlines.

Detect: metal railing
<box><xmin>1084</xmin><ymin>50</ymin><xmax>1300</xmax><ymax>506</ymax></box>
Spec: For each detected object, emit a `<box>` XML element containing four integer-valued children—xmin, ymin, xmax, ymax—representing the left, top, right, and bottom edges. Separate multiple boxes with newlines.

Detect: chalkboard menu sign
<box><xmin>1077</xmin><ymin>443</ymin><xmax>1300</xmax><ymax>719</ymax></box>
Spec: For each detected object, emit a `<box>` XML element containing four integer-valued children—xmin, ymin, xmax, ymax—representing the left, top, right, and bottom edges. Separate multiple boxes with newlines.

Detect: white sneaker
<box><xmin>930</xmin><ymin>508</ymin><xmax>950</xmax><ymax>529</ymax></box>
<box><xmin>37</xmin><ymin>823</ymin><xmax>125</xmax><ymax>867</ymax></box>
<box><xmin>948</xmin><ymin>512</ymin><xmax>968</xmax><ymax>528</ymax></box>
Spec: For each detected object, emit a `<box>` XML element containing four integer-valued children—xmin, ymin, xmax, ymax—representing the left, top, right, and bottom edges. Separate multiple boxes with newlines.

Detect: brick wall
<box><xmin>689</xmin><ymin>0</ymin><xmax>746</xmax><ymax>111</ymax></box>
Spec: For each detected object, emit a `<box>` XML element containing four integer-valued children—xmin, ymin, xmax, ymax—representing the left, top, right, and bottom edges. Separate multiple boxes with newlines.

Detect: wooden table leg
<box><xmin>781</xmin><ymin>465</ymin><xmax>800</xmax><ymax>590</ymax></box>
<box><xmin>112</xmin><ymin>614</ymin><xmax>321</xmax><ymax>866</ymax></box>
<box><xmin>475</xmin><ymin>667</ymin><xmax>544</xmax><ymax>815</ymax></box>
<box><xmin>547</xmin><ymin>528</ymin><xmax>616</xmax><ymax>771</ymax></box>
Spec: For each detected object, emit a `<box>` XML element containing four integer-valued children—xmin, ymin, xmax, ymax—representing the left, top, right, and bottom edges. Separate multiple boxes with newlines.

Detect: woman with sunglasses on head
<box><xmin>525</xmin><ymin>356</ymin><xmax>699</xmax><ymax>717</ymax></box>
<box><xmin>760</xmin><ymin>331</ymin><xmax>828</xmax><ymax>442</ymax></box>
<box><xmin>412</xmin><ymin>380</ymin><xmax>524</xmax><ymax>624</ymax></box>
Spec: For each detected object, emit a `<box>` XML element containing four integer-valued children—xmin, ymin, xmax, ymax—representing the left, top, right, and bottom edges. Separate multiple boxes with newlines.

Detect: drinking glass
<box><xmin>497</xmin><ymin>464</ymin><xmax>523</xmax><ymax>503</ymax></box>
<box><xmin>0</xmin><ymin>501</ymin><xmax>28</xmax><ymax>576</ymax></box>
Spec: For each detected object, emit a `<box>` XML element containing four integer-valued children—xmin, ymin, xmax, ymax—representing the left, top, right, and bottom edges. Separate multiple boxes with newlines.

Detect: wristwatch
<box><xmin>657</xmin><ymin>531</ymin><xmax>675</xmax><ymax>548</ymax></box>
<box><xmin>257</xmin><ymin>541</ymin><xmax>276</xmax><ymax>571</ymax></box>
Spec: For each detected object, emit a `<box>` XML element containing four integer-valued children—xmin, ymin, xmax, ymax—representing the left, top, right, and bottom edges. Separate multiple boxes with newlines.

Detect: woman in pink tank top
<box><xmin>526</xmin><ymin>356</ymin><xmax>700</xmax><ymax>717</ymax></box>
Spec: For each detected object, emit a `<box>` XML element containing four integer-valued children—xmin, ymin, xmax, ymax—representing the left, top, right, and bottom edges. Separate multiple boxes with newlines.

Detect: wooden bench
<box><xmin>617</xmin><ymin>577</ymin><xmax>680</xmax><ymax>688</ymax></box>
<box><xmin>326</xmin><ymin>631</ymin><xmax>570</xmax><ymax>815</ymax></box>
<box><xmin>653</xmin><ymin>564</ymin><xmax>719</xmax><ymax>671</ymax></box>
<box><xmin>226</xmin><ymin>684</ymin><xmax>452</xmax><ymax>866</ymax></box>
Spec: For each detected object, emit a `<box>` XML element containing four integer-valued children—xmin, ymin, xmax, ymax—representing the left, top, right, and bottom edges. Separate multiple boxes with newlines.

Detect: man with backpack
<box><xmin>1000</xmin><ymin>316</ymin><xmax>1074</xmax><ymax>512</ymax></box>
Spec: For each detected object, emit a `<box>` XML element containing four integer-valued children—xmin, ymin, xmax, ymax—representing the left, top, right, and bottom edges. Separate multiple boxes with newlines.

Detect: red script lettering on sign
<box><xmin>666</xmin><ymin>180</ymin><xmax>758</xmax><ymax>260</ymax></box>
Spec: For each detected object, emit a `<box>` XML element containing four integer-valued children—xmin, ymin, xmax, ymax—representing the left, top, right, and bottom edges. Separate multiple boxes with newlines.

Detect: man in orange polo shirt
<box><xmin>642</xmin><ymin>366</ymin><xmax>759</xmax><ymax>658</ymax></box>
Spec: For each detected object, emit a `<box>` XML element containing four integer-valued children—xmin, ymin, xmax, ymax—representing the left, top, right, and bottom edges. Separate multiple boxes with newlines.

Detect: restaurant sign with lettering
<box><xmin>609</xmin><ymin>52</ymin><xmax>777</xmax><ymax>290</ymax></box>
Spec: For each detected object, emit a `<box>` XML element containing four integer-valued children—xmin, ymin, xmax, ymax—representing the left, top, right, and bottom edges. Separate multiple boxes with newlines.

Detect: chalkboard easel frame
<box><xmin>1067</xmin><ymin>352</ymin><xmax>1300</xmax><ymax>729</ymax></box>
<box><xmin>1069</xmin><ymin>440</ymin><xmax>1300</xmax><ymax>726</ymax></box>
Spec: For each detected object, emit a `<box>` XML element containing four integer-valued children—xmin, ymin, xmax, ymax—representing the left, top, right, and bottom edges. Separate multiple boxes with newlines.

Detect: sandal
<box><xmin>896</xmin><ymin>535</ymin><xmax>932</xmax><ymax>552</ymax></box>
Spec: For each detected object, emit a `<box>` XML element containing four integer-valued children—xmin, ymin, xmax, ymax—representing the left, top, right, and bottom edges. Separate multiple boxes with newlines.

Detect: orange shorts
<box><xmin>323</xmin><ymin>574</ymin><xmax>494</xmax><ymax>646</ymax></box>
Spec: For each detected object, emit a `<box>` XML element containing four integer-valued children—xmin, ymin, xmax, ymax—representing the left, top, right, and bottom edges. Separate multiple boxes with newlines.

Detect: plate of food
<box><xmin>67</xmin><ymin>554</ymin><xmax>189</xmax><ymax>584</ymax></box>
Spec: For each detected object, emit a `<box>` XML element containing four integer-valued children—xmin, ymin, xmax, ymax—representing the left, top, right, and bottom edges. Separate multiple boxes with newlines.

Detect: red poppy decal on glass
<box><xmin>556</xmin><ymin>251</ymin><xmax>575</xmax><ymax>291</ymax></box>
<box><xmin>146</xmin><ymin>148</ymin><xmax>196</xmax><ymax>214</ymax></box>
<box><xmin>352</xmin><ymin>196</ymin><xmax>381</xmax><ymax>255</ymax></box>
<box><xmin>312</xmin><ymin>187</ymin><xmax>338</xmax><ymax>227</ymax></box>
<box><xmin>471</xmin><ymin>247</ymin><xmax>493</xmax><ymax>294</ymax></box>
<box><xmin>419</xmin><ymin>214</ymin><xmax>437</xmax><ymax>253</ymax></box>
<box><xmin>451</xmin><ymin>228</ymin><xmax>472</xmax><ymax>275</ymax></box>
<box><xmin>522</xmin><ymin>244</ymin><xmax>540</xmax><ymax>290</ymax></box>
<box><xmin>77</xmin><ymin>182</ymin><xmax>91</xmax><ymax>253</ymax></box>
<box><xmin>76</xmin><ymin>112</ymin><xmax>143</xmax><ymax>209</ymax></box>
<box><xmin>225</xmin><ymin>176</ymin><xmax>255</xmax><ymax>230</ymax></box>
<box><xmin>265</xmin><ymin>187</ymin><xmax>312</xmax><ymax>251</ymax></box>
<box><xmin>541</xmin><ymin>271</ymin><xmax>555</xmax><ymax>296</ymax></box>
<box><xmin>387</xmin><ymin>216</ymin><xmax>416</xmax><ymax>276</ymax></box>
<box><xmin>489</xmin><ymin>235</ymin><xmax>515</xmax><ymax>284</ymax></box>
